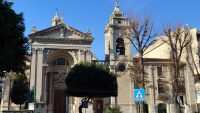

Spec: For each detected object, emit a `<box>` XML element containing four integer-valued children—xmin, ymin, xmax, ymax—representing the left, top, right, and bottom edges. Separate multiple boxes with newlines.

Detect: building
<box><xmin>28</xmin><ymin>11</ymin><xmax>96</xmax><ymax>113</ymax></box>
<box><xmin>145</xmin><ymin>28</ymin><xmax>200</xmax><ymax>112</ymax></box>
<box><xmin>103</xmin><ymin>2</ymin><xmax>191</xmax><ymax>113</ymax></box>
<box><xmin>104</xmin><ymin>2</ymin><xmax>200</xmax><ymax>113</ymax></box>
<box><xmin>142</xmin><ymin>28</ymin><xmax>200</xmax><ymax>113</ymax></box>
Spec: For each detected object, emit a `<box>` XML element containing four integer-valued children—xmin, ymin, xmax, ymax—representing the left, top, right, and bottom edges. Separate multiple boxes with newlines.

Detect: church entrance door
<box><xmin>95</xmin><ymin>100</ymin><xmax>103</xmax><ymax>113</ymax></box>
<box><xmin>54</xmin><ymin>89</ymin><xmax>66</xmax><ymax>113</ymax></box>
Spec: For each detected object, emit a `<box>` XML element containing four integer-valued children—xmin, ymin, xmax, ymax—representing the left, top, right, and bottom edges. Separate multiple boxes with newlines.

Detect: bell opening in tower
<box><xmin>116</xmin><ymin>38</ymin><xmax>125</xmax><ymax>55</ymax></box>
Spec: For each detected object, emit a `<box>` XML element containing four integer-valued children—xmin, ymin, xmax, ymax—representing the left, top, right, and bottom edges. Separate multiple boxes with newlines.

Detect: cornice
<box><xmin>29</xmin><ymin>23</ymin><xmax>94</xmax><ymax>39</ymax></box>
<box><xmin>33</xmin><ymin>36</ymin><xmax>93</xmax><ymax>45</ymax></box>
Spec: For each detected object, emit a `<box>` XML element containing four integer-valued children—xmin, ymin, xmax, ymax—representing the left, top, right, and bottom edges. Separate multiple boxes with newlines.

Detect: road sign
<box><xmin>134</xmin><ymin>89</ymin><xmax>146</xmax><ymax>102</ymax></box>
<box><xmin>82</xmin><ymin>100</ymin><xmax>88</xmax><ymax>108</ymax></box>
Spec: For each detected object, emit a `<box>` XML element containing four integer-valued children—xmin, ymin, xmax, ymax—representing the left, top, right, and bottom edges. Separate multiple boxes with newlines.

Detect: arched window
<box><xmin>158</xmin><ymin>103</ymin><xmax>167</xmax><ymax>113</ymax></box>
<box><xmin>116</xmin><ymin>38</ymin><xmax>125</xmax><ymax>55</ymax></box>
<box><xmin>53</xmin><ymin>58</ymin><xmax>69</xmax><ymax>66</ymax></box>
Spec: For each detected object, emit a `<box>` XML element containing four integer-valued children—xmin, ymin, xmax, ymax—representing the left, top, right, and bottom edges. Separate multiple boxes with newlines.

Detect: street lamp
<box><xmin>8</xmin><ymin>70</ymin><xmax>14</xmax><ymax>110</ymax></box>
<box><xmin>2</xmin><ymin>70</ymin><xmax>12</xmax><ymax>110</ymax></box>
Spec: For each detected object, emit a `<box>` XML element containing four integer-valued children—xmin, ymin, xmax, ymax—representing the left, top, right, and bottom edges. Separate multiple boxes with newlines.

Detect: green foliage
<box><xmin>0</xmin><ymin>0</ymin><xmax>29</xmax><ymax>76</ymax></box>
<box><xmin>106</xmin><ymin>106</ymin><xmax>122</xmax><ymax>113</ymax></box>
<box><xmin>65</xmin><ymin>62</ymin><xmax>118</xmax><ymax>97</ymax></box>
<box><xmin>10</xmin><ymin>74</ymin><xmax>29</xmax><ymax>108</ymax></box>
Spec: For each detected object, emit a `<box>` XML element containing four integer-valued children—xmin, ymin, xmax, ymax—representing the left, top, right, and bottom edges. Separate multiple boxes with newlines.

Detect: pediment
<box><xmin>29</xmin><ymin>24</ymin><xmax>93</xmax><ymax>40</ymax></box>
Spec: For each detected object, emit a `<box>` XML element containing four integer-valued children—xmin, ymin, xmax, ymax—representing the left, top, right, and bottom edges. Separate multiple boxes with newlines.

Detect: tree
<box><xmin>122</xmin><ymin>16</ymin><xmax>157</xmax><ymax>113</ymax></box>
<box><xmin>65</xmin><ymin>62</ymin><xmax>118</xmax><ymax>113</ymax></box>
<box><xmin>122</xmin><ymin>16</ymin><xmax>157</xmax><ymax>87</ymax></box>
<box><xmin>163</xmin><ymin>26</ymin><xmax>192</xmax><ymax>113</ymax></box>
<box><xmin>10</xmin><ymin>73</ymin><xmax>29</xmax><ymax>109</ymax></box>
<box><xmin>0</xmin><ymin>0</ymin><xmax>29</xmax><ymax>76</ymax></box>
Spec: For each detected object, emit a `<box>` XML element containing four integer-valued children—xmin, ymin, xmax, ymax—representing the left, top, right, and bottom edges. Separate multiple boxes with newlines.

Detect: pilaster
<box><xmin>35</xmin><ymin>48</ymin><xmax>44</xmax><ymax>102</ymax></box>
<box><xmin>110</xmin><ymin>97</ymin><xmax>116</xmax><ymax>107</ymax></box>
<box><xmin>109</xmin><ymin>28</ymin><xmax>115</xmax><ymax>60</ymax></box>
<box><xmin>149</xmin><ymin>65</ymin><xmax>156</xmax><ymax>113</ymax></box>
<box><xmin>78</xmin><ymin>49</ymin><xmax>81</xmax><ymax>63</ymax></box>
<box><xmin>85</xmin><ymin>50</ymin><xmax>92</xmax><ymax>61</ymax></box>
<box><xmin>30</xmin><ymin>48</ymin><xmax>36</xmax><ymax>89</ymax></box>
<box><xmin>42</xmin><ymin>66</ymin><xmax>47</xmax><ymax>103</ymax></box>
<box><xmin>186</xmin><ymin>66</ymin><xmax>197</xmax><ymax>113</ymax></box>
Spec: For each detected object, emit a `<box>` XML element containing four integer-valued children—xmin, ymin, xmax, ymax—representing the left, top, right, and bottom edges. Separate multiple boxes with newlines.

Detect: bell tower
<box><xmin>104</xmin><ymin>2</ymin><xmax>131</xmax><ymax>61</ymax></box>
<box><xmin>51</xmin><ymin>12</ymin><xmax>64</xmax><ymax>26</ymax></box>
<box><xmin>104</xmin><ymin>3</ymin><xmax>134</xmax><ymax>113</ymax></box>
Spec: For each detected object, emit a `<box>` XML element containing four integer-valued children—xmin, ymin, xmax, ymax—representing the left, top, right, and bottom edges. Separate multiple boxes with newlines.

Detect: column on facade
<box><xmin>27</xmin><ymin>48</ymin><xmax>37</xmax><ymax>111</ymax></box>
<box><xmin>79</xmin><ymin>49</ymin><xmax>90</xmax><ymax>62</ymax></box>
<box><xmin>186</xmin><ymin>65</ymin><xmax>197</xmax><ymax>113</ymax></box>
<box><xmin>86</xmin><ymin>50</ymin><xmax>92</xmax><ymax>61</ymax></box>
<box><xmin>35</xmin><ymin>48</ymin><xmax>44</xmax><ymax>102</ymax></box>
<box><xmin>110</xmin><ymin>97</ymin><xmax>116</xmax><ymax>107</ymax></box>
<box><xmin>109</xmin><ymin>28</ymin><xmax>115</xmax><ymax>60</ymax></box>
<box><xmin>110</xmin><ymin>64</ymin><xmax>116</xmax><ymax>106</ymax></box>
<box><xmin>169</xmin><ymin>65</ymin><xmax>177</xmax><ymax>113</ymax></box>
<box><xmin>110</xmin><ymin>62</ymin><xmax>116</xmax><ymax>106</ymax></box>
<box><xmin>129</xmin><ymin>74</ymin><xmax>135</xmax><ymax>113</ymax></box>
<box><xmin>73</xmin><ymin>97</ymin><xmax>81</xmax><ymax>113</ymax></box>
<box><xmin>47</xmin><ymin>73</ymin><xmax>53</xmax><ymax>112</ymax></box>
<box><xmin>78</xmin><ymin>49</ymin><xmax>81</xmax><ymax>63</ymax></box>
<box><xmin>125</xmin><ymin>37</ymin><xmax>131</xmax><ymax>57</ymax></box>
<box><xmin>30</xmin><ymin>48</ymin><xmax>36</xmax><ymax>92</ymax></box>
<box><xmin>42</xmin><ymin>66</ymin><xmax>47</xmax><ymax>103</ymax></box>
<box><xmin>79</xmin><ymin>49</ymin><xmax>85</xmax><ymax>62</ymax></box>
<box><xmin>149</xmin><ymin>65</ymin><xmax>156</xmax><ymax>113</ymax></box>
<box><xmin>185</xmin><ymin>34</ymin><xmax>198</xmax><ymax>112</ymax></box>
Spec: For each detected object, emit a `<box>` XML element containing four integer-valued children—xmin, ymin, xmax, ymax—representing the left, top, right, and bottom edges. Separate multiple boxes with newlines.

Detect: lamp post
<box><xmin>8</xmin><ymin>70</ymin><xmax>13</xmax><ymax>110</ymax></box>
<box><xmin>2</xmin><ymin>70</ymin><xmax>14</xmax><ymax>110</ymax></box>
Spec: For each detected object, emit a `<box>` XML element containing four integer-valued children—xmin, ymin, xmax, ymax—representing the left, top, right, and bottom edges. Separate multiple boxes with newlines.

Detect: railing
<box><xmin>156</xmin><ymin>93</ymin><xmax>169</xmax><ymax>100</ymax></box>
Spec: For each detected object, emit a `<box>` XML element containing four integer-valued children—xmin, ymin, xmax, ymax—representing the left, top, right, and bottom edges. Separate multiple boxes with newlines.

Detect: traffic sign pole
<box><xmin>134</xmin><ymin>89</ymin><xmax>146</xmax><ymax>113</ymax></box>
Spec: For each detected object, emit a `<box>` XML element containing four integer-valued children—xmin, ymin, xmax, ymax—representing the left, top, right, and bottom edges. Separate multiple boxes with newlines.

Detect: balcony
<box><xmin>156</xmin><ymin>93</ymin><xmax>169</xmax><ymax>101</ymax></box>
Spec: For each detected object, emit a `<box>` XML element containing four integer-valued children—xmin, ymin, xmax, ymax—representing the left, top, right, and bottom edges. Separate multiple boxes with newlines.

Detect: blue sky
<box><xmin>12</xmin><ymin>0</ymin><xmax>200</xmax><ymax>60</ymax></box>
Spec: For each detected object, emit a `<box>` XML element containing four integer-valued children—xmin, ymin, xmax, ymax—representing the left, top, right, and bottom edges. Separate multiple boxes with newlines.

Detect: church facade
<box><xmin>28</xmin><ymin>13</ymin><xmax>95</xmax><ymax>113</ymax></box>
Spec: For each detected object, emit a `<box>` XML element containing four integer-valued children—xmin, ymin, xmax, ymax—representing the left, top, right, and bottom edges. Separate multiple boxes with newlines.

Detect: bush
<box><xmin>106</xmin><ymin>106</ymin><xmax>122</xmax><ymax>113</ymax></box>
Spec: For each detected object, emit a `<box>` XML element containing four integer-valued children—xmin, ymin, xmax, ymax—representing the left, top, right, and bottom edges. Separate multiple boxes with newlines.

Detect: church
<box><xmin>26</xmin><ymin>2</ymin><xmax>135</xmax><ymax>113</ymax></box>
<box><xmin>1</xmin><ymin>1</ymin><xmax>200</xmax><ymax>113</ymax></box>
